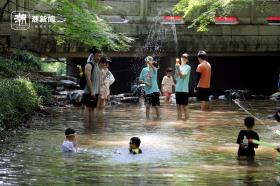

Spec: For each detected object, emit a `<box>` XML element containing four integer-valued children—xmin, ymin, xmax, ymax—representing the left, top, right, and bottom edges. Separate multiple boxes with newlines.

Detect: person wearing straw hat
<box><xmin>139</xmin><ymin>56</ymin><xmax>160</xmax><ymax>120</ymax></box>
<box><xmin>61</xmin><ymin>128</ymin><xmax>77</xmax><ymax>153</ymax></box>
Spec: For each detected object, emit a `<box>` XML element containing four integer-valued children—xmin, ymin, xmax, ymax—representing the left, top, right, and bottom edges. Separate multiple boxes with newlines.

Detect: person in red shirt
<box><xmin>194</xmin><ymin>51</ymin><xmax>211</xmax><ymax>111</ymax></box>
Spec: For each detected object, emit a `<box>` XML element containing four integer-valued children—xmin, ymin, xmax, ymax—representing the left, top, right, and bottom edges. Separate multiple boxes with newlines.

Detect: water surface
<box><xmin>1</xmin><ymin>100</ymin><xmax>280</xmax><ymax>185</ymax></box>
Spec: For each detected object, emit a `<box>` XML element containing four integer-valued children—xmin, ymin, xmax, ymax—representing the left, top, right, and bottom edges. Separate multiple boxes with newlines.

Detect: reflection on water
<box><xmin>0</xmin><ymin>100</ymin><xmax>280</xmax><ymax>185</ymax></box>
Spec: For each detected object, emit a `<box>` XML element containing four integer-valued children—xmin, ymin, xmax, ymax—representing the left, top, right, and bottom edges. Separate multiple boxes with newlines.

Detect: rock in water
<box><xmin>270</xmin><ymin>92</ymin><xmax>280</xmax><ymax>101</ymax></box>
<box><xmin>60</xmin><ymin>80</ymin><xmax>80</xmax><ymax>89</ymax></box>
<box><xmin>68</xmin><ymin>90</ymin><xmax>84</xmax><ymax>105</ymax></box>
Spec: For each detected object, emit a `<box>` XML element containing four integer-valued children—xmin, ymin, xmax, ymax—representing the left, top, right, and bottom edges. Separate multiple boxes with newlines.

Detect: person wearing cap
<box><xmin>97</xmin><ymin>57</ymin><xmax>115</xmax><ymax>117</ymax></box>
<box><xmin>175</xmin><ymin>53</ymin><xmax>191</xmax><ymax>120</ymax></box>
<box><xmin>139</xmin><ymin>56</ymin><xmax>160</xmax><ymax>120</ymax></box>
<box><xmin>61</xmin><ymin>128</ymin><xmax>77</xmax><ymax>153</ymax></box>
<box><xmin>194</xmin><ymin>51</ymin><xmax>211</xmax><ymax>111</ymax></box>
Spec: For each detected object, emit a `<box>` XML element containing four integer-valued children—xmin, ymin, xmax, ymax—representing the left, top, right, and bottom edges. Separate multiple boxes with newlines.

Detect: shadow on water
<box><xmin>1</xmin><ymin>100</ymin><xmax>280</xmax><ymax>185</ymax></box>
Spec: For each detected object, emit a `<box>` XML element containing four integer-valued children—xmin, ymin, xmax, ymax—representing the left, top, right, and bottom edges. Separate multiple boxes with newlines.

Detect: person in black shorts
<box><xmin>175</xmin><ymin>53</ymin><xmax>191</xmax><ymax>120</ymax></box>
<box><xmin>139</xmin><ymin>56</ymin><xmax>160</xmax><ymax>120</ymax></box>
<box><xmin>194</xmin><ymin>51</ymin><xmax>211</xmax><ymax>111</ymax></box>
<box><xmin>83</xmin><ymin>47</ymin><xmax>102</xmax><ymax>121</ymax></box>
<box><xmin>236</xmin><ymin>117</ymin><xmax>260</xmax><ymax>160</ymax></box>
<box><xmin>196</xmin><ymin>88</ymin><xmax>210</xmax><ymax>102</ymax></box>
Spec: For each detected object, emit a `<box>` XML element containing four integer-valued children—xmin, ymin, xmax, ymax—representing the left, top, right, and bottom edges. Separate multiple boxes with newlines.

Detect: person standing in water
<box><xmin>97</xmin><ymin>57</ymin><xmax>115</xmax><ymax>118</ymax></box>
<box><xmin>139</xmin><ymin>56</ymin><xmax>160</xmax><ymax>120</ymax></box>
<box><xmin>83</xmin><ymin>47</ymin><xmax>101</xmax><ymax>121</ymax></box>
<box><xmin>194</xmin><ymin>51</ymin><xmax>211</xmax><ymax>111</ymax></box>
<box><xmin>175</xmin><ymin>53</ymin><xmax>191</xmax><ymax>120</ymax></box>
<box><xmin>161</xmin><ymin>68</ymin><xmax>175</xmax><ymax>104</ymax></box>
<box><xmin>236</xmin><ymin>117</ymin><xmax>260</xmax><ymax>160</ymax></box>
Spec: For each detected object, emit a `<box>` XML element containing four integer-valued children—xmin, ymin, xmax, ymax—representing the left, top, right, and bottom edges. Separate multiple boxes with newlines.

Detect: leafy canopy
<box><xmin>43</xmin><ymin>0</ymin><xmax>133</xmax><ymax>51</ymax></box>
<box><xmin>174</xmin><ymin>0</ymin><xmax>250</xmax><ymax>32</ymax></box>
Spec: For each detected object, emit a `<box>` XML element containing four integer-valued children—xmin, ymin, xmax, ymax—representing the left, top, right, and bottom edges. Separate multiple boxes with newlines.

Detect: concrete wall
<box><xmin>1</xmin><ymin>0</ymin><xmax>280</xmax><ymax>56</ymax></box>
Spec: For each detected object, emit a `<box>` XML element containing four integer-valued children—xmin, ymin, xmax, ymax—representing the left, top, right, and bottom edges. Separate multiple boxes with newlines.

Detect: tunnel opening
<box><xmin>208</xmin><ymin>55</ymin><xmax>280</xmax><ymax>96</ymax></box>
<box><xmin>67</xmin><ymin>55</ymin><xmax>280</xmax><ymax>96</ymax></box>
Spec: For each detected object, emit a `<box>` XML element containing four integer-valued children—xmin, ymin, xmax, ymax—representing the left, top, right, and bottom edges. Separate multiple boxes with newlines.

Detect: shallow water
<box><xmin>1</xmin><ymin>100</ymin><xmax>280</xmax><ymax>185</ymax></box>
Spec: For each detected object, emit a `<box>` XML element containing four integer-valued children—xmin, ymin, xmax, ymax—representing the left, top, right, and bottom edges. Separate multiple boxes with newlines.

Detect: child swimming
<box><xmin>129</xmin><ymin>137</ymin><xmax>142</xmax><ymax>155</ymax></box>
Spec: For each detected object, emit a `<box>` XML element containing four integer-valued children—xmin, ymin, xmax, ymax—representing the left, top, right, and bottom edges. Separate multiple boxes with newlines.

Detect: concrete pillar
<box><xmin>140</xmin><ymin>0</ymin><xmax>145</xmax><ymax>21</ymax></box>
<box><xmin>140</xmin><ymin>0</ymin><xmax>148</xmax><ymax>22</ymax></box>
<box><xmin>250</xmin><ymin>0</ymin><xmax>256</xmax><ymax>24</ymax></box>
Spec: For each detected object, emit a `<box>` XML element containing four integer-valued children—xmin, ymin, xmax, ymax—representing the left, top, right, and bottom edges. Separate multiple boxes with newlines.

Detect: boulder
<box><xmin>270</xmin><ymin>92</ymin><xmax>280</xmax><ymax>101</ymax></box>
<box><xmin>131</xmin><ymin>83</ymin><xmax>145</xmax><ymax>96</ymax></box>
<box><xmin>55</xmin><ymin>75</ymin><xmax>78</xmax><ymax>83</ymax></box>
<box><xmin>59</xmin><ymin>80</ymin><xmax>80</xmax><ymax>89</ymax></box>
<box><xmin>68</xmin><ymin>90</ymin><xmax>84</xmax><ymax>105</ymax></box>
<box><xmin>120</xmin><ymin>97</ymin><xmax>139</xmax><ymax>103</ymax></box>
<box><xmin>38</xmin><ymin>80</ymin><xmax>58</xmax><ymax>89</ymax></box>
<box><xmin>37</xmin><ymin>71</ymin><xmax>56</xmax><ymax>77</ymax></box>
<box><xmin>218</xmin><ymin>95</ymin><xmax>227</xmax><ymax>100</ymax></box>
<box><xmin>224</xmin><ymin>89</ymin><xmax>250</xmax><ymax>100</ymax></box>
<box><xmin>251</xmin><ymin>95</ymin><xmax>268</xmax><ymax>100</ymax></box>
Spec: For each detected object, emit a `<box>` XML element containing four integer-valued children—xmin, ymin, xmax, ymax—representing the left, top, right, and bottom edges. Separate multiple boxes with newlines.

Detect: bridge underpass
<box><xmin>0</xmin><ymin>0</ymin><xmax>280</xmax><ymax>95</ymax></box>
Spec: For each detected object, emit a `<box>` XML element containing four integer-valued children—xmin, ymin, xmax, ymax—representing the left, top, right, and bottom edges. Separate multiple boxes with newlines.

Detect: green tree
<box><xmin>174</xmin><ymin>0</ymin><xmax>253</xmax><ymax>32</ymax></box>
<box><xmin>42</xmin><ymin>0</ymin><xmax>133</xmax><ymax>51</ymax></box>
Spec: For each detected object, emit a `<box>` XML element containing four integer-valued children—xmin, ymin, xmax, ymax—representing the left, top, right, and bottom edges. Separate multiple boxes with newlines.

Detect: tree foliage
<box><xmin>174</xmin><ymin>0</ymin><xmax>251</xmax><ymax>32</ymax></box>
<box><xmin>43</xmin><ymin>0</ymin><xmax>133</xmax><ymax>51</ymax></box>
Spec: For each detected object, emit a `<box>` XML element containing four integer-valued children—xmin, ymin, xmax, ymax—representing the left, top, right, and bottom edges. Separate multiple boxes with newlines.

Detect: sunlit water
<box><xmin>1</xmin><ymin>100</ymin><xmax>280</xmax><ymax>185</ymax></box>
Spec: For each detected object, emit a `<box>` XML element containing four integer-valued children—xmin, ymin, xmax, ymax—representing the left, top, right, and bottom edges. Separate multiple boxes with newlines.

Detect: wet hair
<box><xmin>275</xmin><ymin>110</ymin><xmax>280</xmax><ymax>122</ymax></box>
<box><xmin>65</xmin><ymin>128</ymin><xmax>75</xmax><ymax>136</ymax></box>
<box><xmin>181</xmin><ymin>53</ymin><xmax>189</xmax><ymax>59</ymax></box>
<box><xmin>166</xmin><ymin>67</ymin><xmax>173</xmax><ymax>73</ymax></box>
<box><xmin>130</xmin><ymin>137</ymin><xmax>141</xmax><ymax>147</ymax></box>
<box><xmin>89</xmin><ymin>47</ymin><xmax>101</xmax><ymax>54</ymax></box>
<box><xmin>197</xmin><ymin>50</ymin><xmax>207</xmax><ymax>60</ymax></box>
<box><xmin>244</xmin><ymin>117</ymin><xmax>255</xmax><ymax>128</ymax></box>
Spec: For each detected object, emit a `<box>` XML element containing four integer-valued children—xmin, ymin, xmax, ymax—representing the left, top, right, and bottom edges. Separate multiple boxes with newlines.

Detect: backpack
<box><xmin>78</xmin><ymin>62</ymin><xmax>94</xmax><ymax>90</ymax></box>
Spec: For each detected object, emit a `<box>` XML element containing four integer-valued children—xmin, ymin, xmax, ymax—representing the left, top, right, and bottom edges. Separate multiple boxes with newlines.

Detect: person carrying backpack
<box><xmin>83</xmin><ymin>47</ymin><xmax>102</xmax><ymax>121</ymax></box>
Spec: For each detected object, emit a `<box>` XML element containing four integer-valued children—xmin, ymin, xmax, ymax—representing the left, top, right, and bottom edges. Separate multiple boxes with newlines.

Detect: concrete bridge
<box><xmin>1</xmin><ymin>0</ymin><xmax>280</xmax><ymax>94</ymax></box>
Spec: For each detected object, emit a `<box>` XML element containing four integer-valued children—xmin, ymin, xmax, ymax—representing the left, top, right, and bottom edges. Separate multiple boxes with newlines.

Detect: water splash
<box><xmin>131</xmin><ymin>9</ymin><xmax>180</xmax><ymax>78</ymax></box>
<box><xmin>232</xmin><ymin>99</ymin><xmax>280</xmax><ymax>137</ymax></box>
<box><xmin>232</xmin><ymin>99</ymin><xmax>265</xmax><ymax>124</ymax></box>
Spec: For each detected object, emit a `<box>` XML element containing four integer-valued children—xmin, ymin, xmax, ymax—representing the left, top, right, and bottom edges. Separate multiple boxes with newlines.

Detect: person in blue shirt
<box><xmin>139</xmin><ymin>56</ymin><xmax>160</xmax><ymax>120</ymax></box>
<box><xmin>175</xmin><ymin>53</ymin><xmax>191</xmax><ymax>121</ymax></box>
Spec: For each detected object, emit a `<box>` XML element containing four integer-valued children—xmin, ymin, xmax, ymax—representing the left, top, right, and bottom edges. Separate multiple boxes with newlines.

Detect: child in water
<box><xmin>61</xmin><ymin>128</ymin><xmax>77</xmax><ymax>153</ymax></box>
<box><xmin>98</xmin><ymin>57</ymin><xmax>115</xmax><ymax>117</ymax></box>
<box><xmin>161</xmin><ymin>68</ymin><xmax>175</xmax><ymax>104</ymax></box>
<box><xmin>236</xmin><ymin>117</ymin><xmax>259</xmax><ymax>160</ymax></box>
<box><xmin>129</xmin><ymin>137</ymin><xmax>142</xmax><ymax>155</ymax></box>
